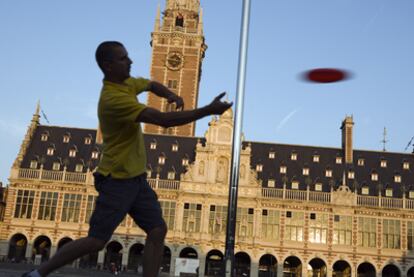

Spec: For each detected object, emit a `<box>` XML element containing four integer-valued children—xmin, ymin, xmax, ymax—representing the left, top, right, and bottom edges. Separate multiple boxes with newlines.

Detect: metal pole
<box><xmin>224</xmin><ymin>0</ymin><xmax>251</xmax><ymax>276</ymax></box>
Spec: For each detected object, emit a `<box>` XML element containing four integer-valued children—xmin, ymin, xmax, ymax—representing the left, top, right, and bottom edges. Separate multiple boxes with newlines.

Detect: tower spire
<box><xmin>154</xmin><ymin>4</ymin><xmax>161</xmax><ymax>32</ymax></box>
<box><xmin>198</xmin><ymin>7</ymin><xmax>203</xmax><ymax>34</ymax></box>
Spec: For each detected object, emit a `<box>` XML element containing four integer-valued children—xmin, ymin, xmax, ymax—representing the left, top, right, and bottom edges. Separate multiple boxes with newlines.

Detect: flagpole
<box><xmin>224</xmin><ymin>0</ymin><xmax>251</xmax><ymax>276</ymax></box>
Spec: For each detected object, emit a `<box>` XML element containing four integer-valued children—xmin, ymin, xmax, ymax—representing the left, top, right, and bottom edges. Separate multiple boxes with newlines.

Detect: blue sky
<box><xmin>1</xmin><ymin>0</ymin><xmax>413</xmax><ymax>184</ymax></box>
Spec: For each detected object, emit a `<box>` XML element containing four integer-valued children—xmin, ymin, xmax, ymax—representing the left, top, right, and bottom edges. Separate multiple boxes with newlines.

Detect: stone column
<box><xmin>0</xmin><ymin>240</ymin><xmax>9</xmax><ymax>259</ymax></box>
<box><xmin>25</xmin><ymin>243</ymin><xmax>33</xmax><ymax>262</ymax></box>
<box><xmin>121</xmin><ymin>249</ymin><xmax>129</xmax><ymax>271</ymax></box>
<box><xmin>170</xmin><ymin>248</ymin><xmax>179</xmax><ymax>276</ymax></box>
<box><xmin>326</xmin><ymin>267</ymin><xmax>333</xmax><ymax>277</ymax></box>
<box><xmin>97</xmin><ymin>250</ymin><xmax>105</xmax><ymax>270</ymax></box>
<box><xmin>277</xmin><ymin>263</ymin><xmax>284</xmax><ymax>277</ymax></box>
<box><xmin>49</xmin><ymin>245</ymin><xmax>57</xmax><ymax>258</ymax></box>
<box><xmin>250</xmin><ymin>260</ymin><xmax>259</xmax><ymax>277</ymax></box>
<box><xmin>198</xmin><ymin>253</ymin><xmax>206</xmax><ymax>277</ymax></box>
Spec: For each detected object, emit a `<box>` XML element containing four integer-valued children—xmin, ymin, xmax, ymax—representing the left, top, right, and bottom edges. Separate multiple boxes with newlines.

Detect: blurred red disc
<box><xmin>304</xmin><ymin>68</ymin><xmax>350</xmax><ymax>83</ymax></box>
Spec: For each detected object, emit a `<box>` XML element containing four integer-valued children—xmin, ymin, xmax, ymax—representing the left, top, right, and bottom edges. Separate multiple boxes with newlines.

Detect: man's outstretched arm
<box><xmin>137</xmin><ymin>92</ymin><xmax>232</xmax><ymax>128</ymax></box>
<box><xmin>147</xmin><ymin>81</ymin><xmax>184</xmax><ymax>110</ymax></box>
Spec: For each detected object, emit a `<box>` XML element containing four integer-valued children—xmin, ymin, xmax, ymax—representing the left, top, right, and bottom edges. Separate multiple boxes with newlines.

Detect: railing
<box><xmin>357</xmin><ymin>195</ymin><xmax>379</xmax><ymax>207</ymax></box>
<box><xmin>161</xmin><ymin>26</ymin><xmax>199</xmax><ymax>34</ymax></box>
<box><xmin>309</xmin><ymin>191</ymin><xmax>331</xmax><ymax>203</ymax></box>
<box><xmin>147</xmin><ymin>178</ymin><xmax>180</xmax><ymax>190</ymax></box>
<box><xmin>16</xmin><ymin>168</ymin><xmax>89</xmax><ymax>184</ymax></box>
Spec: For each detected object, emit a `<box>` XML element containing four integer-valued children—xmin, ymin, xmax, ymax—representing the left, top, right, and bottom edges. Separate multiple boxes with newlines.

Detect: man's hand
<box><xmin>167</xmin><ymin>94</ymin><xmax>184</xmax><ymax>111</ymax></box>
<box><xmin>207</xmin><ymin>92</ymin><xmax>233</xmax><ymax>115</ymax></box>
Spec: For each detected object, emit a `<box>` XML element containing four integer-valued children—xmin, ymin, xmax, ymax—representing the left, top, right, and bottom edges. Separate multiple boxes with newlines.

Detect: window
<box><xmin>262</xmin><ymin>209</ymin><xmax>280</xmax><ymax>240</ymax></box>
<box><xmin>268</xmin><ymin>179</ymin><xmax>275</xmax><ymax>187</ymax></box>
<box><xmin>160</xmin><ymin>201</ymin><xmax>176</xmax><ymax>230</ymax></box>
<box><xmin>168</xmin><ymin>80</ymin><xmax>178</xmax><ymax>89</ymax></box>
<box><xmin>69</xmin><ymin>149</ymin><xmax>76</xmax><ymax>158</ymax></box>
<box><xmin>291</xmin><ymin>153</ymin><xmax>297</xmax><ymax>161</ymax></box>
<box><xmin>280</xmin><ymin>166</ymin><xmax>287</xmax><ymax>174</ymax></box>
<box><xmin>47</xmin><ymin>147</ymin><xmax>54</xmax><ymax>156</ymax></box>
<box><xmin>303</xmin><ymin>168</ymin><xmax>309</xmax><ymax>176</ymax></box>
<box><xmin>256</xmin><ymin>164</ymin><xmax>263</xmax><ymax>172</ymax></box>
<box><xmin>348</xmin><ymin>171</ymin><xmax>355</xmax><ymax>179</ymax></box>
<box><xmin>362</xmin><ymin>187</ymin><xmax>369</xmax><ymax>195</ymax></box>
<box><xmin>84</xmin><ymin>137</ymin><xmax>92</xmax><ymax>145</ymax></box>
<box><xmin>52</xmin><ymin>162</ymin><xmax>60</xmax><ymax>171</ymax></box>
<box><xmin>269</xmin><ymin>152</ymin><xmax>275</xmax><ymax>159</ymax></box>
<box><xmin>158</xmin><ymin>155</ymin><xmax>166</xmax><ymax>165</ymax></box>
<box><xmin>167</xmin><ymin>171</ymin><xmax>175</xmax><ymax>180</ymax></box>
<box><xmin>182</xmin><ymin>158</ymin><xmax>189</xmax><ymax>166</ymax></box>
<box><xmin>358</xmin><ymin>159</ymin><xmax>365</xmax><ymax>166</ymax></box>
<box><xmin>91</xmin><ymin>151</ymin><xmax>99</xmax><ymax>159</ymax></box>
<box><xmin>383</xmin><ymin>219</ymin><xmax>400</xmax><ymax>249</ymax></box>
<box><xmin>63</xmin><ymin>135</ymin><xmax>70</xmax><ymax>143</ymax></box>
<box><xmin>371</xmin><ymin>173</ymin><xmax>378</xmax><ymax>181</ymax></box>
<box><xmin>30</xmin><ymin>160</ymin><xmax>38</xmax><ymax>169</ymax></box>
<box><xmin>394</xmin><ymin>175</ymin><xmax>401</xmax><ymax>183</ymax></box>
<box><xmin>236</xmin><ymin>207</ymin><xmax>254</xmax><ymax>237</ymax></box>
<box><xmin>172</xmin><ymin>143</ymin><xmax>178</xmax><ymax>152</ymax></box>
<box><xmin>315</xmin><ymin>183</ymin><xmax>322</xmax><ymax>191</ymax></box>
<box><xmin>147</xmin><ymin>169</ymin><xmax>152</xmax><ymax>178</ymax></box>
<box><xmin>313</xmin><ymin>155</ymin><xmax>320</xmax><ymax>163</ymax></box>
<box><xmin>182</xmin><ymin>203</ymin><xmax>202</xmax><ymax>233</ymax></box>
<box><xmin>75</xmin><ymin>164</ymin><xmax>83</xmax><ymax>173</ymax></box>
<box><xmin>285</xmin><ymin>211</ymin><xmax>304</xmax><ymax>241</ymax></box>
<box><xmin>309</xmin><ymin>213</ymin><xmax>328</xmax><ymax>244</ymax></box>
<box><xmin>408</xmin><ymin>221</ymin><xmax>414</xmax><ymax>250</ymax></box>
<box><xmin>150</xmin><ymin>142</ymin><xmax>157</xmax><ymax>150</ymax></box>
<box><xmin>41</xmin><ymin>134</ymin><xmax>48</xmax><ymax>141</ymax></box>
<box><xmin>380</xmin><ymin>160</ymin><xmax>387</xmax><ymax>168</ymax></box>
<box><xmin>291</xmin><ymin>181</ymin><xmax>299</xmax><ymax>190</ymax></box>
<box><xmin>326</xmin><ymin>169</ymin><xmax>332</xmax><ymax>177</ymax></box>
<box><xmin>38</xmin><ymin>192</ymin><xmax>58</xmax><ymax>221</ymax></box>
<box><xmin>410</xmin><ymin>191</ymin><xmax>414</xmax><ymax>199</ymax></box>
<box><xmin>385</xmin><ymin>188</ymin><xmax>393</xmax><ymax>197</ymax></box>
<box><xmin>403</xmin><ymin>162</ymin><xmax>410</xmax><ymax>170</ymax></box>
<box><xmin>14</xmin><ymin>190</ymin><xmax>35</xmax><ymax>219</ymax></box>
<box><xmin>336</xmin><ymin>157</ymin><xmax>342</xmax><ymax>164</ymax></box>
<box><xmin>85</xmin><ymin>195</ymin><xmax>97</xmax><ymax>223</ymax></box>
<box><xmin>333</xmin><ymin>215</ymin><xmax>352</xmax><ymax>245</ymax></box>
<box><xmin>61</xmin><ymin>194</ymin><xmax>82</xmax><ymax>223</ymax></box>
<box><xmin>209</xmin><ymin>205</ymin><xmax>227</xmax><ymax>235</ymax></box>
<box><xmin>358</xmin><ymin>217</ymin><xmax>376</xmax><ymax>248</ymax></box>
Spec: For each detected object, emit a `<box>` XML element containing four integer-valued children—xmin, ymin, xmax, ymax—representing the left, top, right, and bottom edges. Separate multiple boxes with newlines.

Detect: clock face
<box><xmin>166</xmin><ymin>52</ymin><xmax>183</xmax><ymax>70</ymax></box>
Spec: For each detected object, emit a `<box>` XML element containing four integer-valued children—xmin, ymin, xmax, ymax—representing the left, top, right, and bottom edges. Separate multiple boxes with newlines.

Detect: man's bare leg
<box><xmin>37</xmin><ymin>237</ymin><xmax>105</xmax><ymax>276</ymax></box>
<box><xmin>143</xmin><ymin>224</ymin><xmax>167</xmax><ymax>277</ymax></box>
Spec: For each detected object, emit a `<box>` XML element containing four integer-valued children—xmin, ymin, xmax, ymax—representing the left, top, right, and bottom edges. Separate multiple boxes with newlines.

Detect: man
<box><xmin>23</xmin><ymin>41</ymin><xmax>232</xmax><ymax>277</ymax></box>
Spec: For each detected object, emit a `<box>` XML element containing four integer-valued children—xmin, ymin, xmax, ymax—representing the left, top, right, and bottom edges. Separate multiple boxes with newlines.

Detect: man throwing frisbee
<box><xmin>23</xmin><ymin>41</ymin><xmax>232</xmax><ymax>277</ymax></box>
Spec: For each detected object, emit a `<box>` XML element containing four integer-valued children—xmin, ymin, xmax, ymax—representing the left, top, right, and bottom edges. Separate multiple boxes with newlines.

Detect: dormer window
<box><xmin>75</xmin><ymin>164</ymin><xmax>83</xmax><ymax>173</ymax></box>
<box><xmin>150</xmin><ymin>142</ymin><xmax>157</xmax><ymax>150</ymax></box>
<box><xmin>52</xmin><ymin>162</ymin><xmax>60</xmax><ymax>171</ymax></box>
<box><xmin>182</xmin><ymin>158</ymin><xmax>189</xmax><ymax>166</ymax></box>
<box><xmin>167</xmin><ymin>171</ymin><xmax>175</xmax><ymax>180</ymax></box>
<box><xmin>371</xmin><ymin>173</ymin><xmax>378</xmax><ymax>181</ymax></box>
<box><xmin>69</xmin><ymin>149</ymin><xmax>77</xmax><ymax>158</ymax></box>
<box><xmin>269</xmin><ymin>152</ymin><xmax>275</xmax><ymax>159</ymax></box>
<box><xmin>394</xmin><ymin>175</ymin><xmax>401</xmax><ymax>183</ymax></box>
<box><xmin>380</xmin><ymin>160</ymin><xmax>387</xmax><ymax>168</ymax></box>
<box><xmin>280</xmin><ymin>166</ymin><xmax>287</xmax><ymax>174</ymax></box>
<box><xmin>358</xmin><ymin>159</ymin><xmax>365</xmax><ymax>166</ymax></box>
<box><xmin>336</xmin><ymin>157</ymin><xmax>342</xmax><ymax>164</ymax></box>
<box><xmin>362</xmin><ymin>187</ymin><xmax>369</xmax><ymax>195</ymax></box>
<box><xmin>291</xmin><ymin>153</ymin><xmax>297</xmax><ymax>161</ymax></box>
<box><xmin>348</xmin><ymin>171</ymin><xmax>355</xmax><ymax>179</ymax></box>
<box><xmin>268</xmin><ymin>179</ymin><xmax>275</xmax><ymax>187</ymax></box>
<box><xmin>84</xmin><ymin>137</ymin><xmax>92</xmax><ymax>145</ymax></box>
<box><xmin>403</xmin><ymin>162</ymin><xmax>410</xmax><ymax>170</ymax></box>
<box><xmin>158</xmin><ymin>155</ymin><xmax>166</xmax><ymax>165</ymax></box>
<box><xmin>303</xmin><ymin>168</ymin><xmax>309</xmax><ymax>176</ymax></box>
<box><xmin>313</xmin><ymin>155</ymin><xmax>320</xmax><ymax>163</ymax></box>
<box><xmin>30</xmin><ymin>160</ymin><xmax>38</xmax><ymax>169</ymax></box>
<box><xmin>91</xmin><ymin>151</ymin><xmax>99</xmax><ymax>159</ymax></box>
<box><xmin>47</xmin><ymin>147</ymin><xmax>54</xmax><ymax>156</ymax></box>
<box><xmin>325</xmin><ymin>169</ymin><xmax>333</xmax><ymax>177</ymax></box>
<box><xmin>172</xmin><ymin>143</ymin><xmax>179</xmax><ymax>152</ymax></box>
<box><xmin>41</xmin><ymin>133</ymin><xmax>48</xmax><ymax>141</ymax></box>
<box><xmin>256</xmin><ymin>164</ymin><xmax>263</xmax><ymax>172</ymax></box>
<box><xmin>385</xmin><ymin>188</ymin><xmax>393</xmax><ymax>197</ymax></box>
<box><xmin>147</xmin><ymin>169</ymin><xmax>152</xmax><ymax>178</ymax></box>
<box><xmin>315</xmin><ymin>183</ymin><xmax>322</xmax><ymax>191</ymax></box>
<box><xmin>63</xmin><ymin>135</ymin><xmax>70</xmax><ymax>143</ymax></box>
<box><xmin>409</xmin><ymin>191</ymin><xmax>414</xmax><ymax>199</ymax></box>
<box><xmin>291</xmin><ymin>181</ymin><xmax>299</xmax><ymax>190</ymax></box>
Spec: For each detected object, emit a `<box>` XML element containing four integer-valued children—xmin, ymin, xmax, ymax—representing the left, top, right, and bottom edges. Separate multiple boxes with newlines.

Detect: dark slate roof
<box><xmin>20</xmin><ymin>125</ymin><xmax>414</xmax><ymax>198</ymax></box>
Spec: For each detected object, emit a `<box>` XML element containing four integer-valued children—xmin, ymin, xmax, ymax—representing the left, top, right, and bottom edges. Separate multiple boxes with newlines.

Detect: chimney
<box><xmin>341</xmin><ymin>116</ymin><xmax>354</xmax><ymax>164</ymax></box>
<box><xmin>96</xmin><ymin>124</ymin><xmax>103</xmax><ymax>144</ymax></box>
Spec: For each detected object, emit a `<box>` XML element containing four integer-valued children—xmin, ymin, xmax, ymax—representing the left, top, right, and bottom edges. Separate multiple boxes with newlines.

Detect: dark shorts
<box><xmin>88</xmin><ymin>173</ymin><xmax>165</xmax><ymax>242</ymax></box>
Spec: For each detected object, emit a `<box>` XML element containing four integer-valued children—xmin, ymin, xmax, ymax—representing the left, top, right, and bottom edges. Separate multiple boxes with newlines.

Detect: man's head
<box><xmin>95</xmin><ymin>41</ymin><xmax>132</xmax><ymax>82</ymax></box>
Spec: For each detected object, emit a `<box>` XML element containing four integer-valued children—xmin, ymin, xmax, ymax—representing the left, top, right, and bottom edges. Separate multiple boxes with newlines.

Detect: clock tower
<box><xmin>144</xmin><ymin>0</ymin><xmax>207</xmax><ymax>137</ymax></box>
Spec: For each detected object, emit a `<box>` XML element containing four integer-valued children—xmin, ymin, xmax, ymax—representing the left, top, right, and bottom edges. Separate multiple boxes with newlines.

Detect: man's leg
<box><xmin>37</xmin><ymin>237</ymin><xmax>105</xmax><ymax>276</ymax></box>
<box><xmin>142</xmin><ymin>223</ymin><xmax>167</xmax><ymax>277</ymax></box>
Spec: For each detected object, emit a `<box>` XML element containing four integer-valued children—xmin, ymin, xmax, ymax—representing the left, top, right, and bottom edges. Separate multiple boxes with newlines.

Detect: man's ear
<box><xmin>102</xmin><ymin>61</ymin><xmax>112</xmax><ymax>73</ymax></box>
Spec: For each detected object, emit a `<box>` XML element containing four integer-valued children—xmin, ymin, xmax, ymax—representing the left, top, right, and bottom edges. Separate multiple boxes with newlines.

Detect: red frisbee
<box><xmin>303</xmin><ymin>68</ymin><xmax>350</xmax><ymax>83</ymax></box>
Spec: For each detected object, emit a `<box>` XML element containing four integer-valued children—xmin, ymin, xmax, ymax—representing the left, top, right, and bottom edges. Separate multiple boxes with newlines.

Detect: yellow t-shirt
<box><xmin>96</xmin><ymin>77</ymin><xmax>149</xmax><ymax>178</ymax></box>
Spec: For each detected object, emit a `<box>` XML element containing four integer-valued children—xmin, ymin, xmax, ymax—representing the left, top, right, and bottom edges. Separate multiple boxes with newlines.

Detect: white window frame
<box><xmin>358</xmin><ymin>159</ymin><xmax>365</xmax><ymax>166</ymax></box>
<box><xmin>172</xmin><ymin>144</ymin><xmax>179</xmax><ymax>152</ymax></box>
<box><xmin>280</xmin><ymin>166</ymin><xmax>287</xmax><ymax>174</ymax></box>
<box><xmin>52</xmin><ymin>162</ymin><xmax>61</xmax><ymax>171</ymax></box>
<box><xmin>158</xmin><ymin>156</ymin><xmax>166</xmax><ymax>165</ymax></box>
<box><xmin>167</xmin><ymin>171</ymin><xmax>175</xmax><ymax>180</ymax></box>
<box><xmin>315</xmin><ymin>183</ymin><xmax>322</xmax><ymax>191</ymax></box>
<box><xmin>256</xmin><ymin>164</ymin><xmax>263</xmax><ymax>172</ymax></box>
<box><xmin>348</xmin><ymin>171</ymin><xmax>355</xmax><ymax>179</ymax></box>
<box><xmin>313</xmin><ymin>155</ymin><xmax>320</xmax><ymax>163</ymax></box>
<box><xmin>63</xmin><ymin>135</ymin><xmax>70</xmax><ymax>143</ymax></box>
<box><xmin>291</xmin><ymin>181</ymin><xmax>299</xmax><ymax>190</ymax></box>
<box><xmin>336</xmin><ymin>157</ymin><xmax>343</xmax><ymax>164</ymax></box>
<box><xmin>403</xmin><ymin>162</ymin><xmax>410</xmax><ymax>170</ymax></box>
<box><xmin>409</xmin><ymin>191</ymin><xmax>414</xmax><ymax>199</ymax></box>
<box><xmin>291</xmin><ymin>153</ymin><xmax>297</xmax><ymax>161</ymax></box>
<box><xmin>75</xmin><ymin>164</ymin><xmax>83</xmax><ymax>172</ymax></box>
<box><xmin>326</xmin><ymin>169</ymin><xmax>332</xmax><ymax>177</ymax></box>
<box><xmin>268</xmin><ymin>179</ymin><xmax>275</xmax><ymax>188</ymax></box>
<box><xmin>150</xmin><ymin>142</ymin><xmax>157</xmax><ymax>150</ymax></box>
<box><xmin>84</xmin><ymin>137</ymin><xmax>92</xmax><ymax>145</ymax></box>
<box><xmin>362</xmin><ymin>187</ymin><xmax>369</xmax><ymax>195</ymax></box>
<box><xmin>381</xmin><ymin>160</ymin><xmax>387</xmax><ymax>168</ymax></box>
<box><xmin>47</xmin><ymin>148</ymin><xmax>54</xmax><ymax>156</ymax></box>
<box><xmin>182</xmin><ymin>158</ymin><xmax>189</xmax><ymax>166</ymax></box>
<box><xmin>69</xmin><ymin>149</ymin><xmax>76</xmax><ymax>158</ymax></box>
<box><xmin>30</xmin><ymin>160</ymin><xmax>38</xmax><ymax>169</ymax></box>
<box><xmin>41</xmin><ymin>134</ymin><xmax>48</xmax><ymax>141</ymax></box>
<box><xmin>91</xmin><ymin>151</ymin><xmax>99</xmax><ymax>159</ymax></box>
<box><xmin>269</xmin><ymin>152</ymin><xmax>275</xmax><ymax>159</ymax></box>
<box><xmin>303</xmin><ymin>168</ymin><xmax>309</xmax><ymax>176</ymax></box>
<box><xmin>371</xmin><ymin>173</ymin><xmax>378</xmax><ymax>181</ymax></box>
<box><xmin>385</xmin><ymin>188</ymin><xmax>393</xmax><ymax>197</ymax></box>
<box><xmin>394</xmin><ymin>175</ymin><xmax>401</xmax><ymax>183</ymax></box>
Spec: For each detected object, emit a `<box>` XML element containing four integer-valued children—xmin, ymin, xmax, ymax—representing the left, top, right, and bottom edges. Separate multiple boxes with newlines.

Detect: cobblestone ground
<box><xmin>0</xmin><ymin>262</ymin><xmax>173</xmax><ymax>277</ymax></box>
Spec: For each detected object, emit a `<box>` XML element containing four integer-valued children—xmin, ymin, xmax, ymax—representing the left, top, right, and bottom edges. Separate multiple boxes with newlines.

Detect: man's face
<box><xmin>104</xmin><ymin>46</ymin><xmax>132</xmax><ymax>81</ymax></box>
